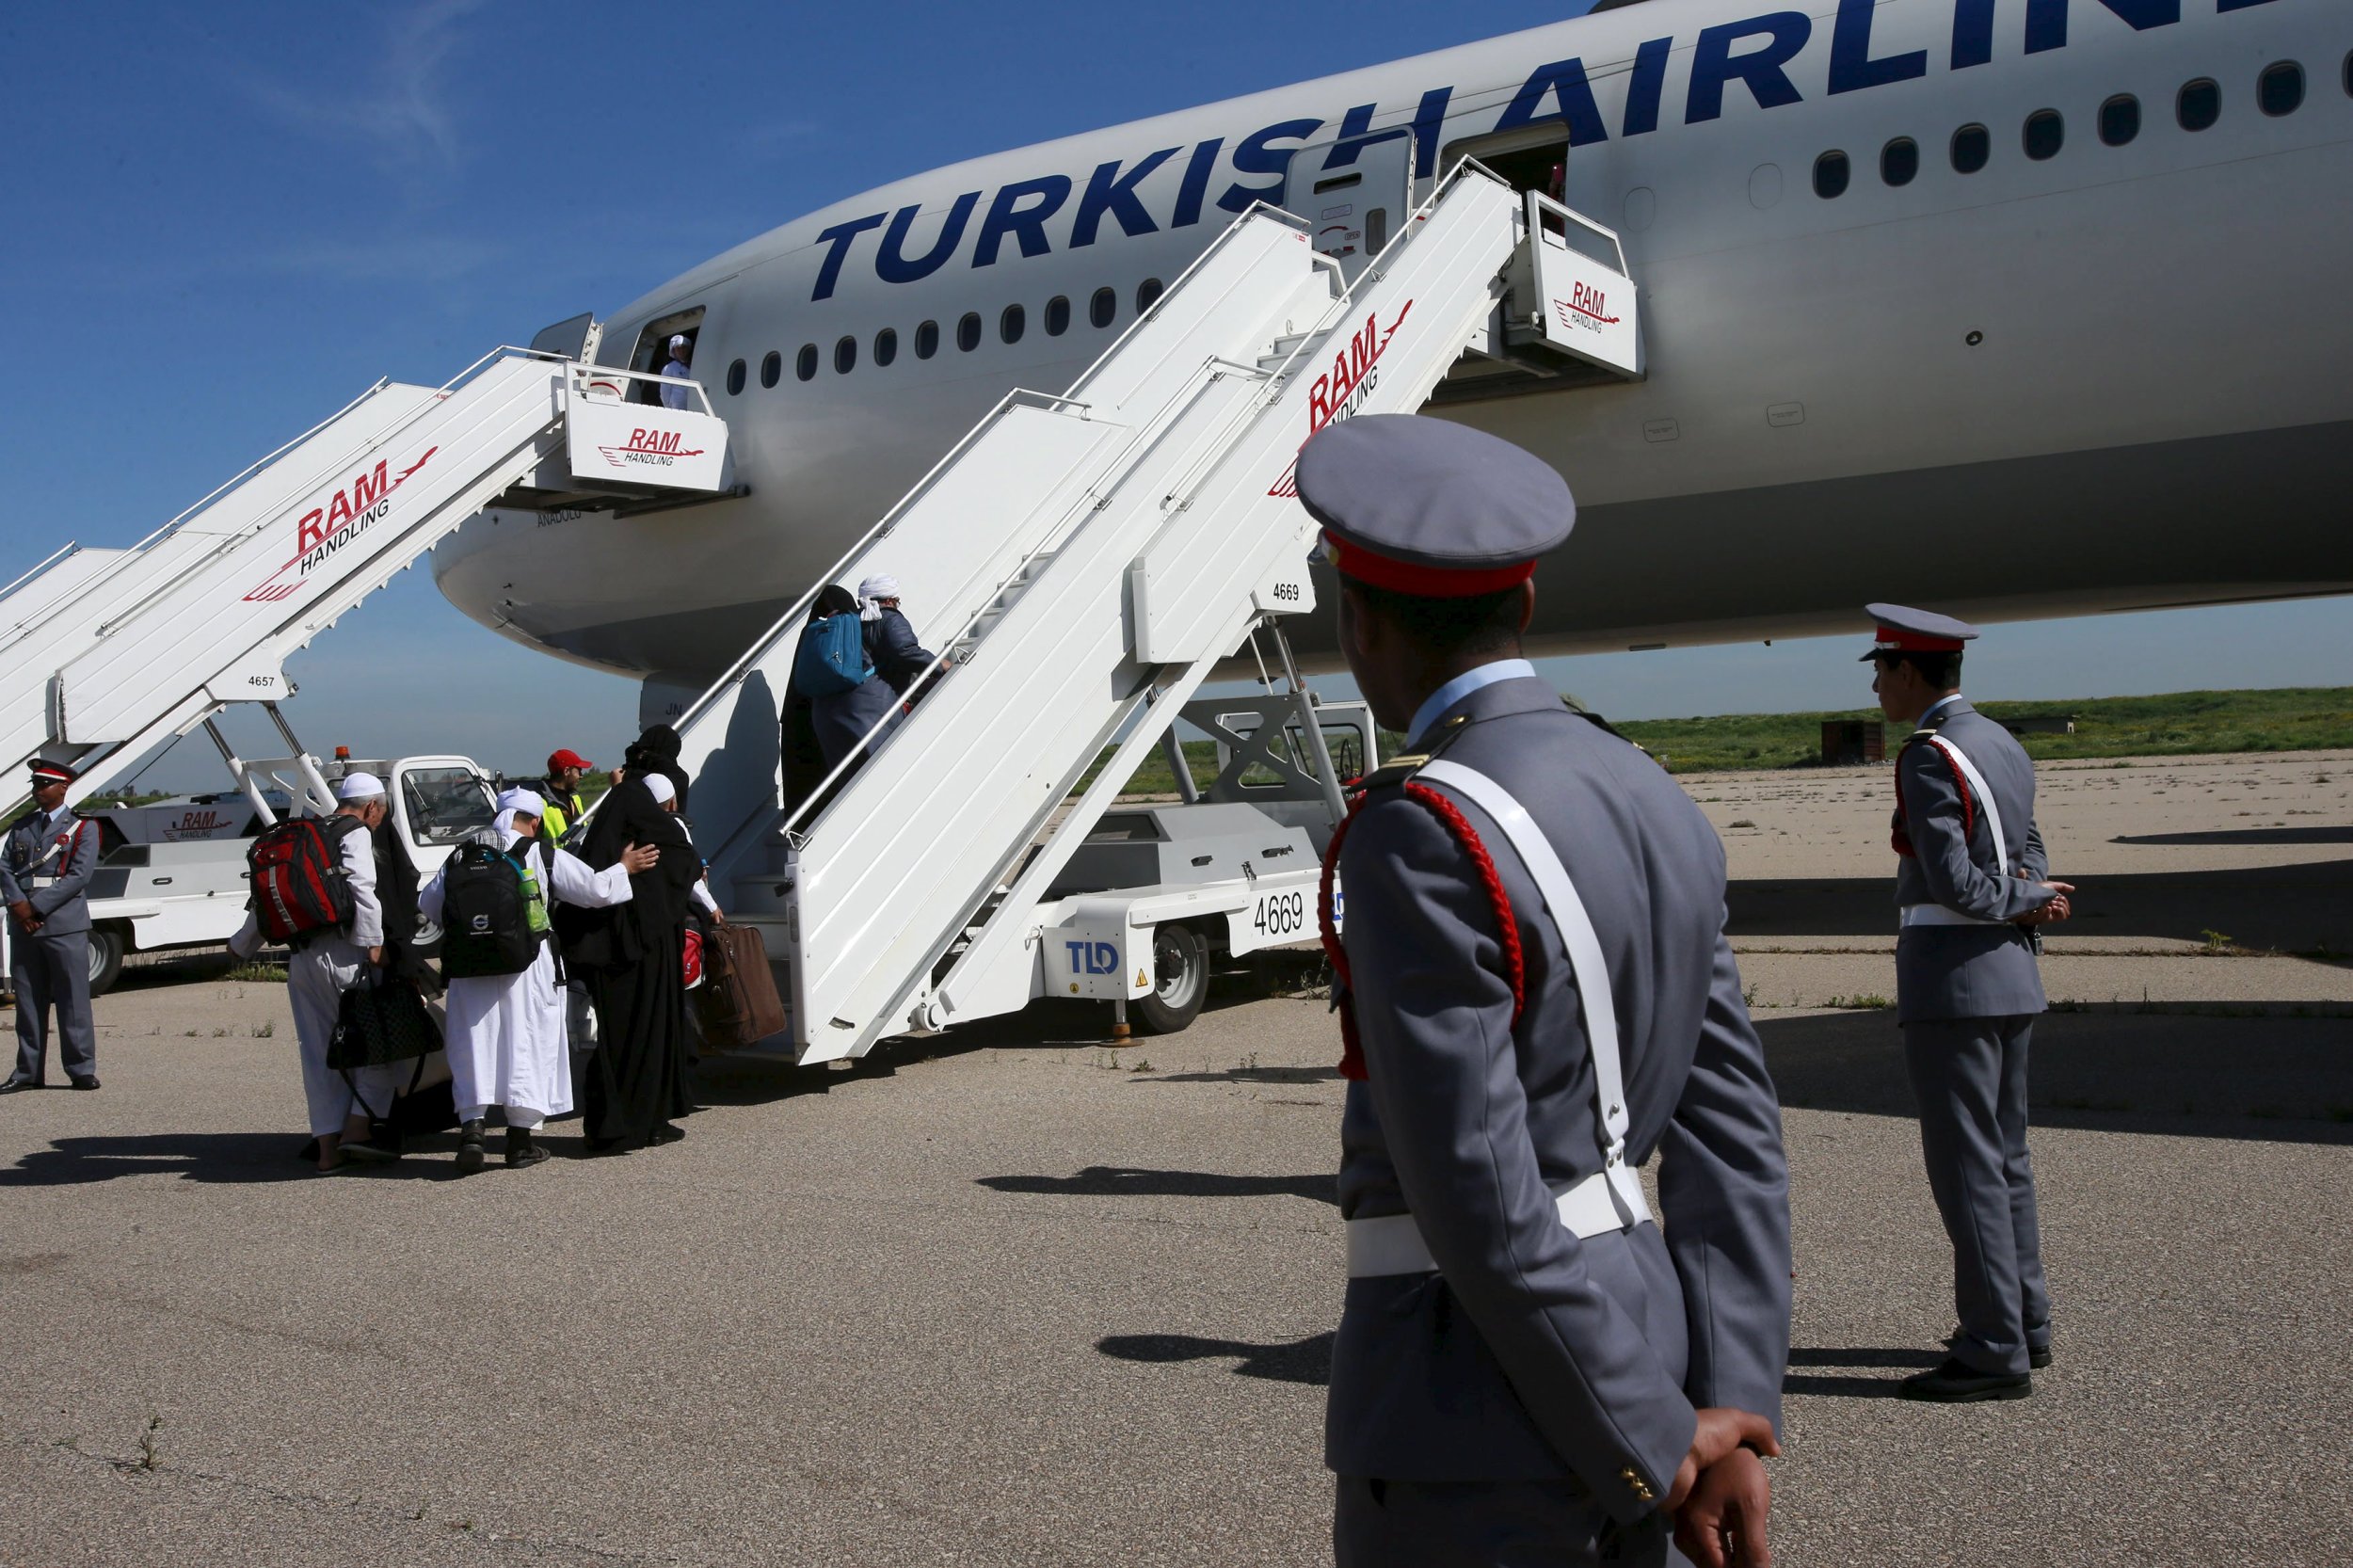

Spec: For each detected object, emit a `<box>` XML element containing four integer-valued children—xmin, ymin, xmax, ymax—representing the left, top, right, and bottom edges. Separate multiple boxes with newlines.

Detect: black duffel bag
<box><xmin>328</xmin><ymin>974</ymin><xmax>440</xmax><ymax>1072</ymax></box>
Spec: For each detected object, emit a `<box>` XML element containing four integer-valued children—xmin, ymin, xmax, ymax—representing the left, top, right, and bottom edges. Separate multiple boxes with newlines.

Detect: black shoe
<box><xmin>69</xmin><ymin>1077</ymin><xmax>99</xmax><ymax>1091</ymax></box>
<box><xmin>583</xmin><ymin>1135</ymin><xmax>628</xmax><ymax>1157</ymax></box>
<box><xmin>2029</xmin><ymin>1345</ymin><xmax>2053</xmax><ymax>1370</ymax></box>
<box><xmin>0</xmin><ymin>1079</ymin><xmax>39</xmax><ymax>1094</ymax></box>
<box><xmin>455</xmin><ymin>1119</ymin><xmax>487</xmax><ymax>1176</ymax></box>
<box><xmin>1899</xmin><ymin>1356</ymin><xmax>2032</xmax><ymax>1402</ymax></box>
<box><xmin>648</xmin><ymin>1122</ymin><xmax>684</xmax><ymax>1145</ymax></box>
<box><xmin>504</xmin><ymin>1128</ymin><xmax>550</xmax><ymax>1168</ymax></box>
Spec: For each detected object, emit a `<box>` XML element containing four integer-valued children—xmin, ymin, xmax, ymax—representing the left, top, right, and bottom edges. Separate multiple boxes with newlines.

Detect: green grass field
<box><xmin>1612</xmin><ymin>686</ymin><xmax>2353</xmax><ymax>774</ymax></box>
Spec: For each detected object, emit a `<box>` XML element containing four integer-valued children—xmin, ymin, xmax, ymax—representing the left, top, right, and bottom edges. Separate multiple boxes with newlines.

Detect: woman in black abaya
<box><xmin>574</xmin><ymin>766</ymin><xmax>699</xmax><ymax>1152</ymax></box>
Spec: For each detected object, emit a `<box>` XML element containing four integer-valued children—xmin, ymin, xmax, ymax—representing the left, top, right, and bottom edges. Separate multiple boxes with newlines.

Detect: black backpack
<box><xmin>439</xmin><ymin>837</ymin><xmax>551</xmax><ymax>979</ymax></box>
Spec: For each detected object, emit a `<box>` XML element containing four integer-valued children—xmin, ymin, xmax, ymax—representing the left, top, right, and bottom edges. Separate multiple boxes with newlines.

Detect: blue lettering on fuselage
<box><xmin>804</xmin><ymin>0</ymin><xmax>2257</xmax><ymax>301</ymax></box>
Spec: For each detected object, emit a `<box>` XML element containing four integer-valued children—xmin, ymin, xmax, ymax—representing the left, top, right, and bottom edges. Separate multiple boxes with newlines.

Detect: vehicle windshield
<box><xmin>401</xmin><ymin>768</ymin><xmax>496</xmax><ymax>845</ymax></box>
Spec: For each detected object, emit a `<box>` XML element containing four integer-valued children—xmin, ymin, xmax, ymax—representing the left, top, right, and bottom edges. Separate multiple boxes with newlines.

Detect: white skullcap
<box><xmin>643</xmin><ymin>773</ymin><xmax>677</xmax><ymax>807</ymax></box>
<box><xmin>668</xmin><ymin>334</ymin><xmax>688</xmax><ymax>350</ymax></box>
<box><xmin>336</xmin><ymin>772</ymin><xmax>386</xmax><ymax>801</ymax></box>
<box><xmin>857</xmin><ymin>574</ymin><xmax>900</xmax><ymax>600</ymax></box>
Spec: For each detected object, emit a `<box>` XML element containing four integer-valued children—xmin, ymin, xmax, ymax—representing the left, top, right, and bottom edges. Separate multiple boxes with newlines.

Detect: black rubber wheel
<box><xmin>87</xmin><ymin>926</ymin><xmax>126</xmax><ymax>997</ymax></box>
<box><xmin>1132</xmin><ymin>924</ymin><xmax>1208</xmax><ymax>1035</ymax></box>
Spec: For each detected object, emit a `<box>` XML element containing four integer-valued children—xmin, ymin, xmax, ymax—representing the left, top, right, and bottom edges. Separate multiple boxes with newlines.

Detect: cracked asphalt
<box><xmin>2</xmin><ymin>749</ymin><xmax>2346</xmax><ymax>1565</ymax></box>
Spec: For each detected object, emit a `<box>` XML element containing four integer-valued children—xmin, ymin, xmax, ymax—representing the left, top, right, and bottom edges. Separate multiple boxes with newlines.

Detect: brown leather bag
<box><xmin>696</xmin><ymin>923</ymin><xmax>788</xmax><ymax>1049</ymax></box>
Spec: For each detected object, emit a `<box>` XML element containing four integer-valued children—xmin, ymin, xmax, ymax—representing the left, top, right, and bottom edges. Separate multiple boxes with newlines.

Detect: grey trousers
<box><xmin>1335</xmin><ymin>1476</ymin><xmax>1673</xmax><ymax>1568</ymax></box>
<box><xmin>1902</xmin><ymin>1016</ymin><xmax>2052</xmax><ymax>1375</ymax></box>
<box><xmin>10</xmin><ymin>927</ymin><xmax>95</xmax><ymax>1085</ymax></box>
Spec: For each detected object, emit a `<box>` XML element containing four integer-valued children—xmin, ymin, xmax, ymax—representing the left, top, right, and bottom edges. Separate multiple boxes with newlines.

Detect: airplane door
<box><xmin>1283</xmin><ymin>133</ymin><xmax>1417</xmax><ymax>283</ymax></box>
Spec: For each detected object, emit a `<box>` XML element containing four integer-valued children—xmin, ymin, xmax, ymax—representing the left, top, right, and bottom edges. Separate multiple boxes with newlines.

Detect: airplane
<box><xmin>428</xmin><ymin>0</ymin><xmax>2353</xmax><ymax>724</ymax></box>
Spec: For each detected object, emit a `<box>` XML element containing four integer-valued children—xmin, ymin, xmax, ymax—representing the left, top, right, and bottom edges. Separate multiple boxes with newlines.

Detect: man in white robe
<box><xmin>422</xmin><ymin>789</ymin><xmax>653</xmax><ymax>1173</ymax></box>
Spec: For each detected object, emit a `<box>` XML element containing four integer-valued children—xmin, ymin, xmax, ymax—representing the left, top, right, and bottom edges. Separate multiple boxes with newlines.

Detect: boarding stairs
<box><xmin>0</xmin><ymin>354</ymin><xmax>730</xmax><ymax>815</ymax></box>
<box><xmin>666</xmin><ymin>161</ymin><xmax>1641</xmax><ymax>1062</ymax></box>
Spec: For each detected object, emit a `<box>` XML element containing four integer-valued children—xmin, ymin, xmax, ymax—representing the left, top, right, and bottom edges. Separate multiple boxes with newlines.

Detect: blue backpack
<box><xmin>793</xmin><ymin>612</ymin><xmax>874</xmax><ymax>697</ymax></box>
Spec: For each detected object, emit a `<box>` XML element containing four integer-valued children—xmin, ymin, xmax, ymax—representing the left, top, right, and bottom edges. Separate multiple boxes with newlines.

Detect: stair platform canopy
<box><xmin>661</xmin><ymin>158</ymin><xmax>1641</xmax><ymax>1063</ymax></box>
<box><xmin>0</xmin><ymin>354</ymin><xmax>731</xmax><ymax>816</ymax></box>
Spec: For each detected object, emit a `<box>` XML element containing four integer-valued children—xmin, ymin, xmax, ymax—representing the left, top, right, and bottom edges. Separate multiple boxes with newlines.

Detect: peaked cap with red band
<box><xmin>26</xmin><ymin>758</ymin><xmax>77</xmax><ymax>785</ymax></box>
<box><xmin>1861</xmin><ymin>601</ymin><xmax>1980</xmax><ymax>660</ymax></box>
<box><xmin>1296</xmin><ymin>415</ymin><xmax>1574</xmax><ymax>599</ymax></box>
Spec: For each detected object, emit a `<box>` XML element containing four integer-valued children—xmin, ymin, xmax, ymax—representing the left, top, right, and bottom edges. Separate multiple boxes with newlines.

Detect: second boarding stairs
<box><xmin>667</xmin><ymin>163</ymin><xmax>1643</xmax><ymax>1063</ymax></box>
<box><xmin>0</xmin><ymin>355</ymin><xmax>732</xmax><ymax>815</ymax></box>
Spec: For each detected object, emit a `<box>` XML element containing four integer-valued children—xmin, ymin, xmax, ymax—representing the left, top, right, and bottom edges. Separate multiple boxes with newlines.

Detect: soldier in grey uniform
<box><xmin>1300</xmin><ymin>416</ymin><xmax>1792</xmax><ymax>1568</ymax></box>
<box><xmin>1</xmin><ymin>758</ymin><xmax>104</xmax><ymax>1092</ymax></box>
<box><xmin>1863</xmin><ymin>604</ymin><xmax>2074</xmax><ymax>1401</ymax></box>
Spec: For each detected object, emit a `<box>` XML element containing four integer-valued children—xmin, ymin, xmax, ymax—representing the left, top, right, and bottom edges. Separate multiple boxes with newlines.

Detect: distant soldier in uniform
<box><xmin>1302</xmin><ymin>416</ymin><xmax>1793</xmax><ymax>1568</ymax></box>
<box><xmin>1</xmin><ymin>759</ymin><xmax>103</xmax><ymax>1092</ymax></box>
<box><xmin>1863</xmin><ymin>604</ymin><xmax>2074</xmax><ymax>1401</ymax></box>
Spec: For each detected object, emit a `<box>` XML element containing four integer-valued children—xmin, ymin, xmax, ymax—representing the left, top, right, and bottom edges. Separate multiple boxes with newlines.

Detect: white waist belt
<box><xmin>1899</xmin><ymin>904</ymin><xmax>2005</xmax><ymax>928</ymax></box>
<box><xmin>1347</xmin><ymin>1173</ymin><xmax>1654</xmax><ymax>1278</ymax></box>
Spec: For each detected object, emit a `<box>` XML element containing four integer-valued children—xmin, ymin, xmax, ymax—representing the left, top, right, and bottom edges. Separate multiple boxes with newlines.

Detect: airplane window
<box><xmin>874</xmin><ymin>328</ymin><xmax>898</xmax><ymax>367</ymax></box>
<box><xmin>726</xmin><ymin>359</ymin><xmax>746</xmax><ymax>396</ymax></box>
<box><xmin>760</xmin><ymin>351</ymin><xmax>781</xmax><ymax>390</ymax></box>
<box><xmin>916</xmin><ymin>320</ymin><xmax>939</xmax><ymax>360</ymax></box>
<box><xmin>2023</xmin><ymin>109</ymin><xmax>2064</xmax><ymax>161</ymax></box>
<box><xmin>2177</xmin><ymin>78</ymin><xmax>2220</xmax><ymax>132</ymax></box>
<box><xmin>1090</xmin><ymin>287</ymin><xmax>1117</xmax><ymax>328</ymax></box>
<box><xmin>834</xmin><ymin>335</ymin><xmax>857</xmax><ymax>375</ymax></box>
<box><xmin>2257</xmin><ymin>60</ymin><xmax>2304</xmax><ymax>118</ymax></box>
<box><xmin>1880</xmin><ymin>137</ymin><xmax>1919</xmax><ymax>187</ymax></box>
<box><xmin>956</xmin><ymin>312</ymin><xmax>982</xmax><ymax>352</ymax></box>
<box><xmin>1950</xmin><ymin>122</ymin><xmax>1991</xmax><ymax>174</ymax></box>
<box><xmin>2099</xmin><ymin>94</ymin><xmax>2140</xmax><ymax>147</ymax></box>
<box><xmin>1000</xmin><ymin>304</ymin><xmax>1025</xmax><ymax>345</ymax></box>
<box><xmin>1811</xmin><ymin>151</ymin><xmax>1849</xmax><ymax>199</ymax></box>
<box><xmin>1046</xmin><ymin>296</ymin><xmax>1071</xmax><ymax>337</ymax></box>
<box><xmin>1136</xmin><ymin>278</ymin><xmax>1165</xmax><ymax>313</ymax></box>
<box><xmin>795</xmin><ymin>344</ymin><xmax>818</xmax><ymax>382</ymax></box>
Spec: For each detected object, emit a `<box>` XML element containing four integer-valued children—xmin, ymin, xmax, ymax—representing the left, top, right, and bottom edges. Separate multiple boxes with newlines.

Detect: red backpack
<box><xmin>247</xmin><ymin>816</ymin><xmax>362</xmax><ymax>944</ymax></box>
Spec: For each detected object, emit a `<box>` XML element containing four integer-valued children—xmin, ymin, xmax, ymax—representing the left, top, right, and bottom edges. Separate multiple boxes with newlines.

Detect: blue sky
<box><xmin>4</xmin><ymin>2</ymin><xmax>2347</xmax><ymax>789</ymax></box>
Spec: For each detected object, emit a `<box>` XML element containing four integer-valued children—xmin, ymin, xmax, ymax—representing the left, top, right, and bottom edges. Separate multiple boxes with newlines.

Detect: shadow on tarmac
<box><xmin>0</xmin><ymin>1131</ymin><xmax>463</xmax><ymax>1186</ymax></box>
<box><xmin>1097</xmin><ymin>1331</ymin><xmax>1335</xmax><ymax>1385</ymax></box>
<box><xmin>1729</xmin><ymin>859</ymin><xmax>2351</xmax><ymax>950</ymax></box>
<box><xmin>1760</xmin><ymin>1006</ymin><xmax>2353</xmax><ymax>1144</ymax></box>
<box><xmin>980</xmin><ymin>1164</ymin><xmax>1337</xmax><ymax>1205</ymax></box>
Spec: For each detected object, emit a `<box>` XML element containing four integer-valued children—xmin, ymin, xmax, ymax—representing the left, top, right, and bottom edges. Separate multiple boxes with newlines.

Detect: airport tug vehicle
<box><xmin>67</xmin><ymin>748</ymin><xmax>497</xmax><ymax>995</ymax></box>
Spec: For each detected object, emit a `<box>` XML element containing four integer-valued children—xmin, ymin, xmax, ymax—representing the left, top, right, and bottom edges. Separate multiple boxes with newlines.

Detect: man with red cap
<box><xmin>537</xmin><ymin>748</ymin><xmax>596</xmax><ymax>848</ymax></box>
<box><xmin>1864</xmin><ymin>604</ymin><xmax>2073</xmax><ymax>1401</ymax></box>
<box><xmin>1303</xmin><ymin>415</ymin><xmax>1790</xmax><ymax>1568</ymax></box>
<box><xmin>2</xmin><ymin>759</ymin><xmax>103</xmax><ymax>1092</ymax></box>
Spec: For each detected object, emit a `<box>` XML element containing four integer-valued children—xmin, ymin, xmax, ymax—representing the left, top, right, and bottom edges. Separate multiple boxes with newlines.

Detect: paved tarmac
<box><xmin>2</xmin><ymin>749</ymin><xmax>2347</xmax><ymax>1566</ymax></box>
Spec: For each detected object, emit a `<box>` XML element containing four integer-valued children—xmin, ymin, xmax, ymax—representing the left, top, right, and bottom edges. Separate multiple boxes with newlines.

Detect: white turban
<box><xmin>668</xmin><ymin>333</ymin><xmax>688</xmax><ymax>351</ymax></box>
<box><xmin>335</xmin><ymin>772</ymin><xmax>385</xmax><ymax>801</ymax></box>
<box><xmin>643</xmin><ymin>773</ymin><xmax>677</xmax><ymax>808</ymax></box>
<box><xmin>858</xmin><ymin>574</ymin><xmax>899</xmax><ymax>621</ymax></box>
<box><xmin>492</xmin><ymin>786</ymin><xmax>545</xmax><ymax>837</ymax></box>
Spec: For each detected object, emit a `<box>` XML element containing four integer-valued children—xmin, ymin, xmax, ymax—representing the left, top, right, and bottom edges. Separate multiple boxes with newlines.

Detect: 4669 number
<box><xmin>1252</xmin><ymin>889</ymin><xmax>1307</xmax><ymax>936</ymax></box>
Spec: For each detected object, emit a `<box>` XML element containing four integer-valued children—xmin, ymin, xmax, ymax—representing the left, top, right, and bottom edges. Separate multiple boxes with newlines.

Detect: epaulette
<box><xmin>1562</xmin><ymin>695</ymin><xmax>1641</xmax><ymax>747</ymax></box>
<box><xmin>1359</xmin><ymin>712</ymin><xmax>1473</xmax><ymax>791</ymax></box>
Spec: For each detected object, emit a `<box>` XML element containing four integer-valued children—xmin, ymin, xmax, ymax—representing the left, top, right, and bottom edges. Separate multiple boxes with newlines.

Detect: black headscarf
<box><xmin>621</xmin><ymin>724</ymin><xmax>691</xmax><ymax>816</ymax></box>
<box><xmin>560</xmin><ymin>775</ymin><xmax>696</xmax><ymax>968</ymax></box>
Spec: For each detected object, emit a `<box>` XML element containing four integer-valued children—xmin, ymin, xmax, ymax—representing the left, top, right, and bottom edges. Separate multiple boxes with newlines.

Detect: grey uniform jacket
<box><xmin>1</xmin><ymin>808</ymin><xmax>101</xmax><ymax>936</ymax></box>
<box><xmin>1328</xmin><ymin>676</ymin><xmax>1792</xmax><ymax>1524</ymax></box>
<box><xmin>1892</xmin><ymin>699</ymin><xmax>2054</xmax><ymax>1022</ymax></box>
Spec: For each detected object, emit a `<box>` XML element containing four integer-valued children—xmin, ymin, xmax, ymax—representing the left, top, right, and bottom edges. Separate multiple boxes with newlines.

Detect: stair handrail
<box><xmin>88</xmin><ymin>349</ymin><xmax>568</xmax><ymax>642</ymax></box>
<box><xmin>0</xmin><ymin>543</ymin><xmax>81</xmax><ymax>604</ymax></box>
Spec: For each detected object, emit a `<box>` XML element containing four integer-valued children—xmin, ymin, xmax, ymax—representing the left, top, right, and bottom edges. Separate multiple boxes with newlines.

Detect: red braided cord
<box><xmin>1320</xmin><ymin>795</ymin><xmax>1367</xmax><ymax>1080</ymax></box>
<box><xmin>1401</xmin><ymin>781</ymin><xmax>1527</xmax><ymax>1029</ymax></box>
<box><xmin>1892</xmin><ymin>736</ymin><xmax>1975</xmax><ymax>857</ymax></box>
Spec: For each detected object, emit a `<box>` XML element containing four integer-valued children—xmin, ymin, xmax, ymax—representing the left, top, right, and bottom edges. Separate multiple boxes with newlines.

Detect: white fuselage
<box><xmin>432</xmin><ymin>0</ymin><xmax>2353</xmax><ymax>697</ymax></box>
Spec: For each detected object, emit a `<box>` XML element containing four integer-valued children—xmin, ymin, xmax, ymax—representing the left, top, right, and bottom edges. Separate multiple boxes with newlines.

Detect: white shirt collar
<box><xmin>1918</xmin><ymin>692</ymin><xmax>1966</xmax><ymax>727</ymax></box>
<box><xmin>1407</xmin><ymin>659</ymin><xmax>1536</xmax><ymax>747</ymax></box>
